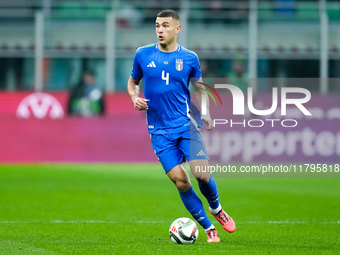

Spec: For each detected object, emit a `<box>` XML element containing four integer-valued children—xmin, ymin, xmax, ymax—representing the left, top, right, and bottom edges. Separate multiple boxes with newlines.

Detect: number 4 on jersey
<box><xmin>162</xmin><ymin>70</ymin><xmax>169</xmax><ymax>85</ymax></box>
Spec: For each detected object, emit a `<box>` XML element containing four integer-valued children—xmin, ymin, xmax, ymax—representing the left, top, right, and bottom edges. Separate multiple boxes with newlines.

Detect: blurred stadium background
<box><xmin>0</xmin><ymin>2</ymin><xmax>339</xmax><ymax>253</ymax></box>
<box><xmin>0</xmin><ymin>0</ymin><xmax>339</xmax><ymax>163</ymax></box>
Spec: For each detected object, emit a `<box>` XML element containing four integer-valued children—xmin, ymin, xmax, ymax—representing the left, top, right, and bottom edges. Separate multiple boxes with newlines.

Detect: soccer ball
<box><xmin>169</xmin><ymin>217</ymin><xmax>198</xmax><ymax>244</ymax></box>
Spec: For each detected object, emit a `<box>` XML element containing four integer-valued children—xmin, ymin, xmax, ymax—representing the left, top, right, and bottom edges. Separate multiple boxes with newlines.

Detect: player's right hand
<box><xmin>133</xmin><ymin>97</ymin><xmax>150</xmax><ymax>111</ymax></box>
<box><xmin>202</xmin><ymin>116</ymin><xmax>214</xmax><ymax>131</ymax></box>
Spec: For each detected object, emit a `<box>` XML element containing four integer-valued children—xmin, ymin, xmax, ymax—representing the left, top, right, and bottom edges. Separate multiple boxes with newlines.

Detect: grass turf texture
<box><xmin>0</xmin><ymin>164</ymin><xmax>339</xmax><ymax>255</ymax></box>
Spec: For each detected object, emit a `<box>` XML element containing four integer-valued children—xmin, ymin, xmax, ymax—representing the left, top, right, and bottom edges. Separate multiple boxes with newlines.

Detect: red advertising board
<box><xmin>0</xmin><ymin>91</ymin><xmax>339</xmax><ymax>164</ymax></box>
<box><xmin>0</xmin><ymin>92</ymin><xmax>156</xmax><ymax>163</ymax></box>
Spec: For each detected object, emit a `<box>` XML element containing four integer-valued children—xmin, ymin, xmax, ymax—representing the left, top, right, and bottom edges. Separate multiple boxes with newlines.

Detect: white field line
<box><xmin>0</xmin><ymin>220</ymin><xmax>339</xmax><ymax>224</ymax></box>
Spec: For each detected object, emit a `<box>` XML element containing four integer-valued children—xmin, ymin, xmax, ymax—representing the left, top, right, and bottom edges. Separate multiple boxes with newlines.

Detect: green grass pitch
<box><xmin>0</xmin><ymin>164</ymin><xmax>339</xmax><ymax>254</ymax></box>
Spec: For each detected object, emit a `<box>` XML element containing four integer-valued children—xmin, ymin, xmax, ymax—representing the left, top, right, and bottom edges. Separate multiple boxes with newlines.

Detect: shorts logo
<box><xmin>196</xmin><ymin>150</ymin><xmax>206</xmax><ymax>157</ymax></box>
<box><xmin>176</xmin><ymin>59</ymin><xmax>183</xmax><ymax>71</ymax></box>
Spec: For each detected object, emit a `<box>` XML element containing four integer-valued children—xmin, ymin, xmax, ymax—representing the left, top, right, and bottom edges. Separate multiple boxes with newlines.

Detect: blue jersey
<box><xmin>131</xmin><ymin>43</ymin><xmax>202</xmax><ymax>134</ymax></box>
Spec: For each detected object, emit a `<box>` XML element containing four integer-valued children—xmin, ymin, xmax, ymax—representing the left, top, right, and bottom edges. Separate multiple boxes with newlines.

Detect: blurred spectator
<box><xmin>226</xmin><ymin>58</ymin><xmax>249</xmax><ymax>92</ymax></box>
<box><xmin>67</xmin><ymin>70</ymin><xmax>105</xmax><ymax>117</ymax></box>
<box><xmin>116</xmin><ymin>3</ymin><xmax>143</xmax><ymax>28</ymax></box>
<box><xmin>207</xmin><ymin>0</ymin><xmax>223</xmax><ymax>24</ymax></box>
<box><xmin>210</xmin><ymin>0</ymin><xmax>223</xmax><ymax>12</ymax></box>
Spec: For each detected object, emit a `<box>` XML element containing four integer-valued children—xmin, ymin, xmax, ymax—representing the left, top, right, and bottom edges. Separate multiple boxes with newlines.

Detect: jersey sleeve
<box><xmin>190</xmin><ymin>53</ymin><xmax>202</xmax><ymax>79</ymax></box>
<box><xmin>131</xmin><ymin>48</ymin><xmax>143</xmax><ymax>80</ymax></box>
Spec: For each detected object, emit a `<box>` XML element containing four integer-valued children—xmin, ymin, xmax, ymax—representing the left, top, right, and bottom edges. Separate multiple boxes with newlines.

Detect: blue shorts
<box><xmin>150</xmin><ymin>124</ymin><xmax>210</xmax><ymax>173</ymax></box>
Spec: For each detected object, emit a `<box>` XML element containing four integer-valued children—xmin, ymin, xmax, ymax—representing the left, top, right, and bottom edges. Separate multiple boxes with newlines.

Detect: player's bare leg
<box><xmin>189</xmin><ymin>159</ymin><xmax>236</xmax><ymax>233</ymax></box>
<box><xmin>167</xmin><ymin>163</ymin><xmax>219</xmax><ymax>242</ymax></box>
<box><xmin>166</xmin><ymin>163</ymin><xmax>191</xmax><ymax>192</ymax></box>
<box><xmin>189</xmin><ymin>159</ymin><xmax>210</xmax><ymax>183</ymax></box>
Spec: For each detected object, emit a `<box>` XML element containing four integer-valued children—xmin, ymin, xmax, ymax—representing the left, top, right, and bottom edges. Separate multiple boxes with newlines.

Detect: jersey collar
<box><xmin>155</xmin><ymin>43</ymin><xmax>181</xmax><ymax>52</ymax></box>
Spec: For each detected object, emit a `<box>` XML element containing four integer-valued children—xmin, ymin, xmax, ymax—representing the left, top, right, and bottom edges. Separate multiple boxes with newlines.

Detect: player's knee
<box><xmin>195</xmin><ymin>176</ymin><xmax>210</xmax><ymax>184</ymax></box>
<box><xmin>175</xmin><ymin>181</ymin><xmax>191</xmax><ymax>192</ymax></box>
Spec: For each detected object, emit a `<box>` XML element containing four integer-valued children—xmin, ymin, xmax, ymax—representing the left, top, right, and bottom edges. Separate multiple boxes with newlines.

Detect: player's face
<box><xmin>155</xmin><ymin>17</ymin><xmax>180</xmax><ymax>46</ymax></box>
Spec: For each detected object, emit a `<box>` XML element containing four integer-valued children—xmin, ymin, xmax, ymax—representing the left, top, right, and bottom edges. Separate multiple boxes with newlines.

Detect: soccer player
<box><xmin>127</xmin><ymin>9</ymin><xmax>235</xmax><ymax>243</ymax></box>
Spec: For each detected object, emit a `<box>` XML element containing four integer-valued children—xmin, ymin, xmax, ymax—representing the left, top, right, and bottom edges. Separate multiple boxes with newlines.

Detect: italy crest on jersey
<box><xmin>176</xmin><ymin>59</ymin><xmax>183</xmax><ymax>71</ymax></box>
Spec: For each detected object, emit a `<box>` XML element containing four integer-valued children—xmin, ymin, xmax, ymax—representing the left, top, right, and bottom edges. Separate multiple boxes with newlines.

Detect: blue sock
<box><xmin>198</xmin><ymin>176</ymin><xmax>220</xmax><ymax>210</ymax></box>
<box><xmin>179</xmin><ymin>186</ymin><xmax>212</xmax><ymax>230</ymax></box>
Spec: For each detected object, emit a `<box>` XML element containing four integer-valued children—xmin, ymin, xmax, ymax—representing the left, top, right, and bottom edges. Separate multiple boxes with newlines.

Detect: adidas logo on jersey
<box><xmin>196</xmin><ymin>150</ymin><xmax>205</xmax><ymax>157</ymax></box>
<box><xmin>147</xmin><ymin>61</ymin><xmax>156</xmax><ymax>67</ymax></box>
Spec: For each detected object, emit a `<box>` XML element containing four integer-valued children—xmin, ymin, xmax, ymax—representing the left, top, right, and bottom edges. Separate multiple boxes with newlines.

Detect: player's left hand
<box><xmin>201</xmin><ymin>116</ymin><xmax>213</xmax><ymax>131</ymax></box>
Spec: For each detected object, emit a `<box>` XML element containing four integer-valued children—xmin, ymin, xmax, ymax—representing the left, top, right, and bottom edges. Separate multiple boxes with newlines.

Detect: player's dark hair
<box><xmin>157</xmin><ymin>9</ymin><xmax>180</xmax><ymax>21</ymax></box>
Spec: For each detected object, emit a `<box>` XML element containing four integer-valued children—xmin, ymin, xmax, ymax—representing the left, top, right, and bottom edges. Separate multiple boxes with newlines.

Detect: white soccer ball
<box><xmin>169</xmin><ymin>217</ymin><xmax>198</xmax><ymax>244</ymax></box>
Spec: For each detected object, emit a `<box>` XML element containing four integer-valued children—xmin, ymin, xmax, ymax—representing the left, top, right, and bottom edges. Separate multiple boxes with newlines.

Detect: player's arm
<box><xmin>127</xmin><ymin>75</ymin><xmax>149</xmax><ymax>111</ymax></box>
<box><xmin>192</xmin><ymin>77</ymin><xmax>213</xmax><ymax>130</ymax></box>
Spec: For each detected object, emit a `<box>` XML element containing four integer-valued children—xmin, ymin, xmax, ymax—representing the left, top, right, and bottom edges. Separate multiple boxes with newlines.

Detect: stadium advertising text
<box><xmin>202</xmin><ymin>128</ymin><xmax>340</xmax><ymax>162</ymax></box>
